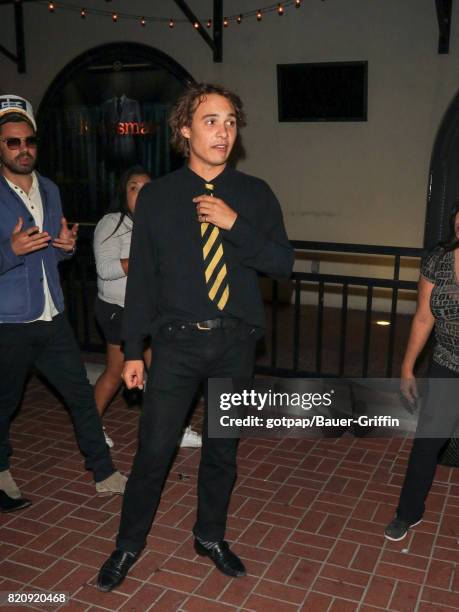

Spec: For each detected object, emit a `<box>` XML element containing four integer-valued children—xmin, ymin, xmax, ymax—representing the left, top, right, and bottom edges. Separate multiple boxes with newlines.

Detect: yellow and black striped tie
<box><xmin>201</xmin><ymin>182</ymin><xmax>229</xmax><ymax>310</ymax></box>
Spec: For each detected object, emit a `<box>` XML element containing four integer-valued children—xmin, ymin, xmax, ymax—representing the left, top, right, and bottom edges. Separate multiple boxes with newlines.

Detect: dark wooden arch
<box><xmin>35</xmin><ymin>42</ymin><xmax>195</xmax><ymax>224</ymax></box>
<box><xmin>36</xmin><ymin>41</ymin><xmax>195</xmax><ymax>123</ymax></box>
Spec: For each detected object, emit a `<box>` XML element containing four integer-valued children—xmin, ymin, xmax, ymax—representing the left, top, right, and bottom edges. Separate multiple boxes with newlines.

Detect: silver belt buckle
<box><xmin>197</xmin><ymin>322</ymin><xmax>211</xmax><ymax>330</ymax></box>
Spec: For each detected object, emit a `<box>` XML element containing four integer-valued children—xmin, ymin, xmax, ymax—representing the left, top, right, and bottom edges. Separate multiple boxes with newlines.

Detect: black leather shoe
<box><xmin>194</xmin><ymin>539</ymin><xmax>246</xmax><ymax>577</ymax></box>
<box><xmin>97</xmin><ymin>549</ymin><xmax>138</xmax><ymax>592</ymax></box>
<box><xmin>0</xmin><ymin>490</ymin><xmax>32</xmax><ymax>513</ymax></box>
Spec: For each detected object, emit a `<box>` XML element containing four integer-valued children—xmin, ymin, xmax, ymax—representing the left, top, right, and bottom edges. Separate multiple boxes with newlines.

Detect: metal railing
<box><xmin>259</xmin><ymin>241</ymin><xmax>424</xmax><ymax>378</ymax></box>
<box><xmin>61</xmin><ymin>240</ymin><xmax>425</xmax><ymax>378</ymax></box>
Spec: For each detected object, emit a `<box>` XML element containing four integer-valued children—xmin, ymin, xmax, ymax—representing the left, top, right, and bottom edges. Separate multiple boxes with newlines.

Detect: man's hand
<box><xmin>400</xmin><ymin>374</ymin><xmax>418</xmax><ymax>407</ymax></box>
<box><xmin>122</xmin><ymin>360</ymin><xmax>145</xmax><ymax>390</ymax></box>
<box><xmin>193</xmin><ymin>195</ymin><xmax>238</xmax><ymax>230</ymax></box>
<box><xmin>52</xmin><ymin>217</ymin><xmax>79</xmax><ymax>252</ymax></box>
<box><xmin>11</xmin><ymin>217</ymin><xmax>51</xmax><ymax>256</ymax></box>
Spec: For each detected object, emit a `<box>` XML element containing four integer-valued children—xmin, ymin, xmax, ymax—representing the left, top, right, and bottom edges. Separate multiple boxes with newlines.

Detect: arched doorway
<box><xmin>37</xmin><ymin>42</ymin><xmax>194</xmax><ymax>223</ymax></box>
<box><xmin>425</xmin><ymin>90</ymin><xmax>459</xmax><ymax>249</ymax></box>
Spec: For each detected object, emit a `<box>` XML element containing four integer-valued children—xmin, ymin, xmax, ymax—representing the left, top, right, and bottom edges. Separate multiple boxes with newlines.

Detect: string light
<box><xmin>41</xmin><ymin>1</ymin><xmax>306</xmax><ymax>30</ymax></box>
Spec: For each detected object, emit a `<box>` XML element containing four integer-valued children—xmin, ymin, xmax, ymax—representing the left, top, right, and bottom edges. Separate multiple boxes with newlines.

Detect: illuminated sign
<box><xmin>79</xmin><ymin>119</ymin><xmax>159</xmax><ymax>136</ymax></box>
<box><xmin>117</xmin><ymin>121</ymin><xmax>156</xmax><ymax>135</ymax></box>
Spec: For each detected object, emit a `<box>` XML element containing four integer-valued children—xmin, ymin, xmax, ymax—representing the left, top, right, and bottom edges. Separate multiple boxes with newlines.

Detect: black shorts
<box><xmin>94</xmin><ymin>297</ymin><xmax>124</xmax><ymax>345</ymax></box>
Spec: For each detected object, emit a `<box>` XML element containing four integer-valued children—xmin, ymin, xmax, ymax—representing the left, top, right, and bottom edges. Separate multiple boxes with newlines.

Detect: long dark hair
<box><xmin>102</xmin><ymin>165</ymin><xmax>151</xmax><ymax>242</ymax></box>
<box><xmin>439</xmin><ymin>201</ymin><xmax>459</xmax><ymax>252</ymax></box>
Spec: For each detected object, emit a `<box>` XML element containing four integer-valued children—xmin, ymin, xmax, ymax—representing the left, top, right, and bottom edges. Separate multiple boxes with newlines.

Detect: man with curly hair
<box><xmin>97</xmin><ymin>83</ymin><xmax>293</xmax><ymax>590</ymax></box>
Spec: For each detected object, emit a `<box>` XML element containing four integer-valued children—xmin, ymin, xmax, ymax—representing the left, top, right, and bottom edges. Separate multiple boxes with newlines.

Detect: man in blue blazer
<box><xmin>0</xmin><ymin>95</ymin><xmax>126</xmax><ymax>511</ymax></box>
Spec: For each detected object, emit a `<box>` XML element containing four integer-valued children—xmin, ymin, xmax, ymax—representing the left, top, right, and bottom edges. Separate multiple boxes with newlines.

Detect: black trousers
<box><xmin>397</xmin><ymin>360</ymin><xmax>458</xmax><ymax>523</ymax></box>
<box><xmin>0</xmin><ymin>314</ymin><xmax>115</xmax><ymax>482</ymax></box>
<box><xmin>116</xmin><ymin>323</ymin><xmax>256</xmax><ymax>553</ymax></box>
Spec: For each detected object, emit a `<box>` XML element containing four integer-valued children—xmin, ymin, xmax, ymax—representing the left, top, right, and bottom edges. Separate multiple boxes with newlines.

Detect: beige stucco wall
<box><xmin>1</xmin><ymin>0</ymin><xmax>459</xmax><ymax>311</ymax></box>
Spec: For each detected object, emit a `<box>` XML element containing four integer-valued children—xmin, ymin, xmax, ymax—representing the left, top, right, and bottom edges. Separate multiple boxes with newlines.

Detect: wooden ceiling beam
<box><xmin>435</xmin><ymin>0</ymin><xmax>453</xmax><ymax>54</ymax></box>
<box><xmin>0</xmin><ymin>0</ymin><xmax>27</xmax><ymax>73</ymax></box>
<box><xmin>173</xmin><ymin>0</ymin><xmax>223</xmax><ymax>62</ymax></box>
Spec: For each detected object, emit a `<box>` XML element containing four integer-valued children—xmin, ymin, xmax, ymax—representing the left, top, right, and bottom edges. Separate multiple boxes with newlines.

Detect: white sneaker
<box><xmin>180</xmin><ymin>426</ymin><xmax>202</xmax><ymax>448</ymax></box>
<box><xmin>103</xmin><ymin>428</ymin><xmax>114</xmax><ymax>449</ymax></box>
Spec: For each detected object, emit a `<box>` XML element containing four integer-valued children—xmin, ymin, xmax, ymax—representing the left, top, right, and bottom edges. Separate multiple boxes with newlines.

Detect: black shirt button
<box><xmin>28</xmin><ymin>216</ymin><xmax>33</xmax><ymax>222</ymax></box>
<box><xmin>39</xmin><ymin>278</ymin><xmax>43</xmax><ymax>282</ymax></box>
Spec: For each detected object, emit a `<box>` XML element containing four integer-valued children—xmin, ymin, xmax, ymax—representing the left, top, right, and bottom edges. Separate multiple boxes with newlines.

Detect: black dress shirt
<box><xmin>122</xmin><ymin>164</ymin><xmax>294</xmax><ymax>360</ymax></box>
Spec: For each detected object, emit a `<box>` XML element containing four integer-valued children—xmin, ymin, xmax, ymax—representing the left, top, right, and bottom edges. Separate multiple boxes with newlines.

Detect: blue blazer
<box><xmin>0</xmin><ymin>173</ymin><xmax>72</xmax><ymax>322</ymax></box>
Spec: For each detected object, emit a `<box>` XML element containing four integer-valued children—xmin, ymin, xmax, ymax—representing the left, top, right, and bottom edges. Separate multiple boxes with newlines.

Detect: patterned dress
<box><xmin>421</xmin><ymin>246</ymin><xmax>459</xmax><ymax>372</ymax></box>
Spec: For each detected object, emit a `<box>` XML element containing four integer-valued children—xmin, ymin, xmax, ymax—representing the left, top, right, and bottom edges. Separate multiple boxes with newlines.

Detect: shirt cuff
<box><xmin>123</xmin><ymin>341</ymin><xmax>144</xmax><ymax>361</ymax></box>
<box><xmin>224</xmin><ymin>215</ymin><xmax>253</xmax><ymax>247</ymax></box>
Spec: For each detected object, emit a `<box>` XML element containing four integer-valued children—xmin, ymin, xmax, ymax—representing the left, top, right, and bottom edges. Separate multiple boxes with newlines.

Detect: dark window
<box><xmin>277</xmin><ymin>61</ymin><xmax>368</xmax><ymax>122</ymax></box>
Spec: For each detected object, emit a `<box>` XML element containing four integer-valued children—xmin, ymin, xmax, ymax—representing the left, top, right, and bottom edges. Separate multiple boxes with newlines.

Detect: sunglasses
<box><xmin>0</xmin><ymin>136</ymin><xmax>38</xmax><ymax>150</ymax></box>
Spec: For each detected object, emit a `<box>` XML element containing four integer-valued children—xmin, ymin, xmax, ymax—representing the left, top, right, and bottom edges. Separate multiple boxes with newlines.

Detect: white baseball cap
<box><xmin>0</xmin><ymin>94</ymin><xmax>36</xmax><ymax>130</ymax></box>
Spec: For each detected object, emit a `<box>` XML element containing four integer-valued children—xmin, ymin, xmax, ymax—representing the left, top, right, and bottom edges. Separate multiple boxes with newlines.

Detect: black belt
<box><xmin>171</xmin><ymin>318</ymin><xmax>240</xmax><ymax>331</ymax></box>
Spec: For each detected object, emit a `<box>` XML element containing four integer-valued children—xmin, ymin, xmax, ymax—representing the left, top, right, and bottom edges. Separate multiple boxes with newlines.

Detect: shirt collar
<box><xmin>4</xmin><ymin>171</ymin><xmax>38</xmax><ymax>196</ymax></box>
<box><xmin>184</xmin><ymin>163</ymin><xmax>231</xmax><ymax>188</ymax></box>
<box><xmin>29</xmin><ymin>172</ymin><xmax>39</xmax><ymax>195</ymax></box>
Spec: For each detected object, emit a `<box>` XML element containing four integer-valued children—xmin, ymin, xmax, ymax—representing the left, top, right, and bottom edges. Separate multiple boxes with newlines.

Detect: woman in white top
<box><xmin>93</xmin><ymin>167</ymin><xmax>152</xmax><ymax>444</ymax></box>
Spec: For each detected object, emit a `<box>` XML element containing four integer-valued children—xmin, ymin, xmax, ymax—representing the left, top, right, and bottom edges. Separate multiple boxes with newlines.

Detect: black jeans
<box><xmin>116</xmin><ymin>323</ymin><xmax>256</xmax><ymax>553</ymax></box>
<box><xmin>0</xmin><ymin>314</ymin><xmax>115</xmax><ymax>482</ymax></box>
<box><xmin>397</xmin><ymin>360</ymin><xmax>458</xmax><ymax>523</ymax></box>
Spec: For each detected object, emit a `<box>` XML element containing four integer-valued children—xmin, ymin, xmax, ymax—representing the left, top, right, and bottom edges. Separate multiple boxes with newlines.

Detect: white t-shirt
<box><xmin>93</xmin><ymin>212</ymin><xmax>132</xmax><ymax>307</ymax></box>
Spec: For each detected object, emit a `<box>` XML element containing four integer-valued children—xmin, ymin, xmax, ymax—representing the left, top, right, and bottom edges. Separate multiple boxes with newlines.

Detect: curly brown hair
<box><xmin>169</xmin><ymin>83</ymin><xmax>246</xmax><ymax>157</ymax></box>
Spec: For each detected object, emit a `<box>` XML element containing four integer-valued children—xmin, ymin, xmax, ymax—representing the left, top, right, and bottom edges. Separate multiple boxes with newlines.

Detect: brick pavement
<box><xmin>0</xmin><ymin>375</ymin><xmax>458</xmax><ymax>611</ymax></box>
